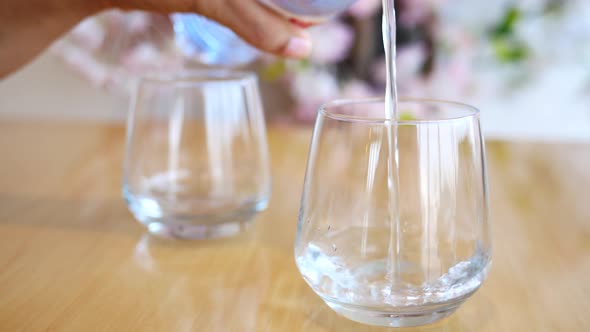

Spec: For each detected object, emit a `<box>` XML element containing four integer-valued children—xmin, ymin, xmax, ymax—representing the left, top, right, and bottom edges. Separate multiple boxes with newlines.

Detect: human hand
<box><xmin>0</xmin><ymin>0</ymin><xmax>312</xmax><ymax>78</ymax></box>
<box><xmin>108</xmin><ymin>0</ymin><xmax>313</xmax><ymax>58</ymax></box>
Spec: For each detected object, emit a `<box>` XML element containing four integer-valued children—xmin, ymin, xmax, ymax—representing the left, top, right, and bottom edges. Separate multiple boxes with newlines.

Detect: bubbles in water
<box><xmin>296</xmin><ymin>227</ymin><xmax>490</xmax><ymax>308</ymax></box>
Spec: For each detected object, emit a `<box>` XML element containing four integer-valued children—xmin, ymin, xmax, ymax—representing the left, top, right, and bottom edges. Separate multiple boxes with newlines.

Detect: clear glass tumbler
<box><xmin>295</xmin><ymin>98</ymin><xmax>492</xmax><ymax>327</ymax></box>
<box><xmin>123</xmin><ymin>71</ymin><xmax>271</xmax><ymax>239</ymax></box>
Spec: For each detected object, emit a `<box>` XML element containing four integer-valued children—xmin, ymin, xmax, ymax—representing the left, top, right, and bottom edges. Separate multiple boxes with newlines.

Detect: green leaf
<box><xmin>399</xmin><ymin>111</ymin><xmax>416</xmax><ymax>121</ymax></box>
<box><xmin>297</xmin><ymin>58</ymin><xmax>311</xmax><ymax>70</ymax></box>
<box><xmin>492</xmin><ymin>38</ymin><xmax>529</xmax><ymax>63</ymax></box>
<box><xmin>260</xmin><ymin>60</ymin><xmax>287</xmax><ymax>81</ymax></box>
<box><xmin>491</xmin><ymin>6</ymin><xmax>522</xmax><ymax>38</ymax></box>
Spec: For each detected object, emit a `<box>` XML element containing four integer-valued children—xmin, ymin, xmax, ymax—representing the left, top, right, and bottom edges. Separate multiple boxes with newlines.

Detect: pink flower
<box><xmin>290</xmin><ymin>68</ymin><xmax>340</xmax><ymax>122</ymax></box>
<box><xmin>103</xmin><ymin>10</ymin><xmax>128</xmax><ymax>31</ymax></box>
<box><xmin>397</xmin><ymin>43</ymin><xmax>428</xmax><ymax>81</ymax></box>
<box><xmin>372</xmin><ymin>43</ymin><xmax>428</xmax><ymax>91</ymax></box>
<box><xmin>348</xmin><ymin>0</ymin><xmax>382</xmax><ymax>19</ymax></box>
<box><xmin>340</xmin><ymin>79</ymin><xmax>376</xmax><ymax>99</ymax></box>
<box><xmin>122</xmin><ymin>43</ymin><xmax>184</xmax><ymax>74</ymax></box>
<box><xmin>399</xmin><ymin>0</ymin><xmax>445</xmax><ymax>26</ymax></box>
<box><xmin>52</xmin><ymin>42</ymin><xmax>110</xmax><ymax>87</ymax></box>
<box><xmin>125</xmin><ymin>11</ymin><xmax>152</xmax><ymax>35</ymax></box>
<box><xmin>69</xmin><ymin>18</ymin><xmax>106</xmax><ymax>51</ymax></box>
<box><xmin>340</xmin><ymin>80</ymin><xmax>383</xmax><ymax>118</ymax></box>
<box><xmin>309</xmin><ymin>21</ymin><xmax>355</xmax><ymax>64</ymax></box>
<box><xmin>422</xmin><ymin>54</ymin><xmax>474</xmax><ymax>100</ymax></box>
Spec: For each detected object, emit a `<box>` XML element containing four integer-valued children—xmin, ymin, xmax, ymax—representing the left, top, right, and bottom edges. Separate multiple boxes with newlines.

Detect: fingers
<box><xmin>105</xmin><ymin>0</ymin><xmax>313</xmax><ymax>59</ymax></box>
<box><xmin>205</xmin><ymin>0</ymin><xmax>312</xmax><ymax>59</ymax></box>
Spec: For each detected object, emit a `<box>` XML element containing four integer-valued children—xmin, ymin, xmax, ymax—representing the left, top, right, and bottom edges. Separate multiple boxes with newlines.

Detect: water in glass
<box><xmin>123</xmin><ymin>71</ymin><xmax>271</xmax><ymax>239</ymax></box>
<box><xmin>295</xmin><ymin>99</ymin><xmax>492</xmax><ymax>327</ymax></box>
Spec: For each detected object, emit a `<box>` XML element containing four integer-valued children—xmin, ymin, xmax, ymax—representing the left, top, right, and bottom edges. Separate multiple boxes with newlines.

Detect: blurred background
<box><xmin>1</xmin><ymin>0</ymin><xmax>589</xmax><ymax>141</ymax></box>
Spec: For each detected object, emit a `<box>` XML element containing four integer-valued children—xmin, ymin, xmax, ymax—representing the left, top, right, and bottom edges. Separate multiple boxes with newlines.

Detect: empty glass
<box><xmin>295</xmin><ymin>98</ymin><xmax>492</xmax><ymax>327</ymax></box>
<box><xmin>123</xmin><ymin>71</ymin><xmax>271</xmax><ymax>239</ymax></box>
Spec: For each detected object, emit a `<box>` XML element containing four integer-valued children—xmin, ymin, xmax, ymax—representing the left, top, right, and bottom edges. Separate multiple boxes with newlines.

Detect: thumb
<box><xmin>208</xmin><ymin>0</ymin><xmax>313</xmax><ymax>59</ymax></box>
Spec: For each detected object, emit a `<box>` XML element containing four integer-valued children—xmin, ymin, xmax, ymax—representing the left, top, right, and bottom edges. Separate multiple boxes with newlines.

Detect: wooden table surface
<box><xmin>0</xmin><ymin>121</ymin><xmax>589</xmax><ymax>332</ymax></box>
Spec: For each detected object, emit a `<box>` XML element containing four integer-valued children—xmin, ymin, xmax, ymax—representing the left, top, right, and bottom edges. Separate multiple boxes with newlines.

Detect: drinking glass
<box><xmin>123</xmin><ymin>71</ymin><xmax>271</xmax><ymax>239</ymax></box>
<box><xmin>295</xmin><ymin>98</ymin><xmax>492</xmax><ymax>327</ymax></box>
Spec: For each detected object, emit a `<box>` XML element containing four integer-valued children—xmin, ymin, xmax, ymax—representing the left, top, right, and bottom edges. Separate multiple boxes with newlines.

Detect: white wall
<box><xmin>2</xmin><ymin>52</ymin><xmax>590</xmax><ymax>143</ymax></box>
<box><xmin>0</xmin><ymin>53</ymin><xmax>128</xmax><ymax>122</ymax></box>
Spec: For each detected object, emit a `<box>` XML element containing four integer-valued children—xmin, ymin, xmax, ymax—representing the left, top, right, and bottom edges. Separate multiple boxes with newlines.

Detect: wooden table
<box><xmin>0</xmin><ymin>121</ymin><xmax>589</xmax><ymax>331</ymax></box>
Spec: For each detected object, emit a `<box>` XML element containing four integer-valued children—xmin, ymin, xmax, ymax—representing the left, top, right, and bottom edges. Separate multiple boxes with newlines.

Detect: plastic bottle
<box><xmin>172</xmin><ymin>0</ymin><xmax>356</xmax><ymax>66</ymax></box>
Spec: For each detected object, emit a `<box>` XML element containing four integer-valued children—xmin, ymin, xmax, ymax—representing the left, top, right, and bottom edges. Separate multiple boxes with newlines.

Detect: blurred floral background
<box><xmin>50</xmin><ymin>0</ymin><xmax>590</xmax><ymax>137</ymax></box>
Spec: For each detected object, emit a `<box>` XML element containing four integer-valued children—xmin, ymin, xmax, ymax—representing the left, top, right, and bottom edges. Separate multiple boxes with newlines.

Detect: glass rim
<box><xmin>319</xmin><ymin>97</ymin><xmax>480</xmax><ymax>124</ymax></box>
<box><xmin>138</xmin><ymin>69</ymin><xmax>257</xmax><ymax>86</ymax></box>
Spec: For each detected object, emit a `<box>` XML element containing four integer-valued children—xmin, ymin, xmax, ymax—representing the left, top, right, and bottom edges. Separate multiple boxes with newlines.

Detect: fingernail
<box><xmin>289</xmin><ymin>18</ymin><xmax>314</xmax><ymax>28</ymax></box>
<box><xmin>283</xmin><ymin>36</ymin><xmax>312</xmax><ymax>58</ymax></box>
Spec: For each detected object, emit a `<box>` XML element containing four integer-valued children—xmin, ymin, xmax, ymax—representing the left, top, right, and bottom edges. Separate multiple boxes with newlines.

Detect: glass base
<box><xmin>139</xmin><ymin>217</ymin><xmax>254</xmax><ymax>239</ymax></box>
<box><xmin>324</xmin><ymin>299</ymin><xmax>463</xmax><ymax>328</ymax></box>
<box><xmin>125</xmin><ymin>192</ymin><xmax>268</xmax><ymax>240</ymax></box>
